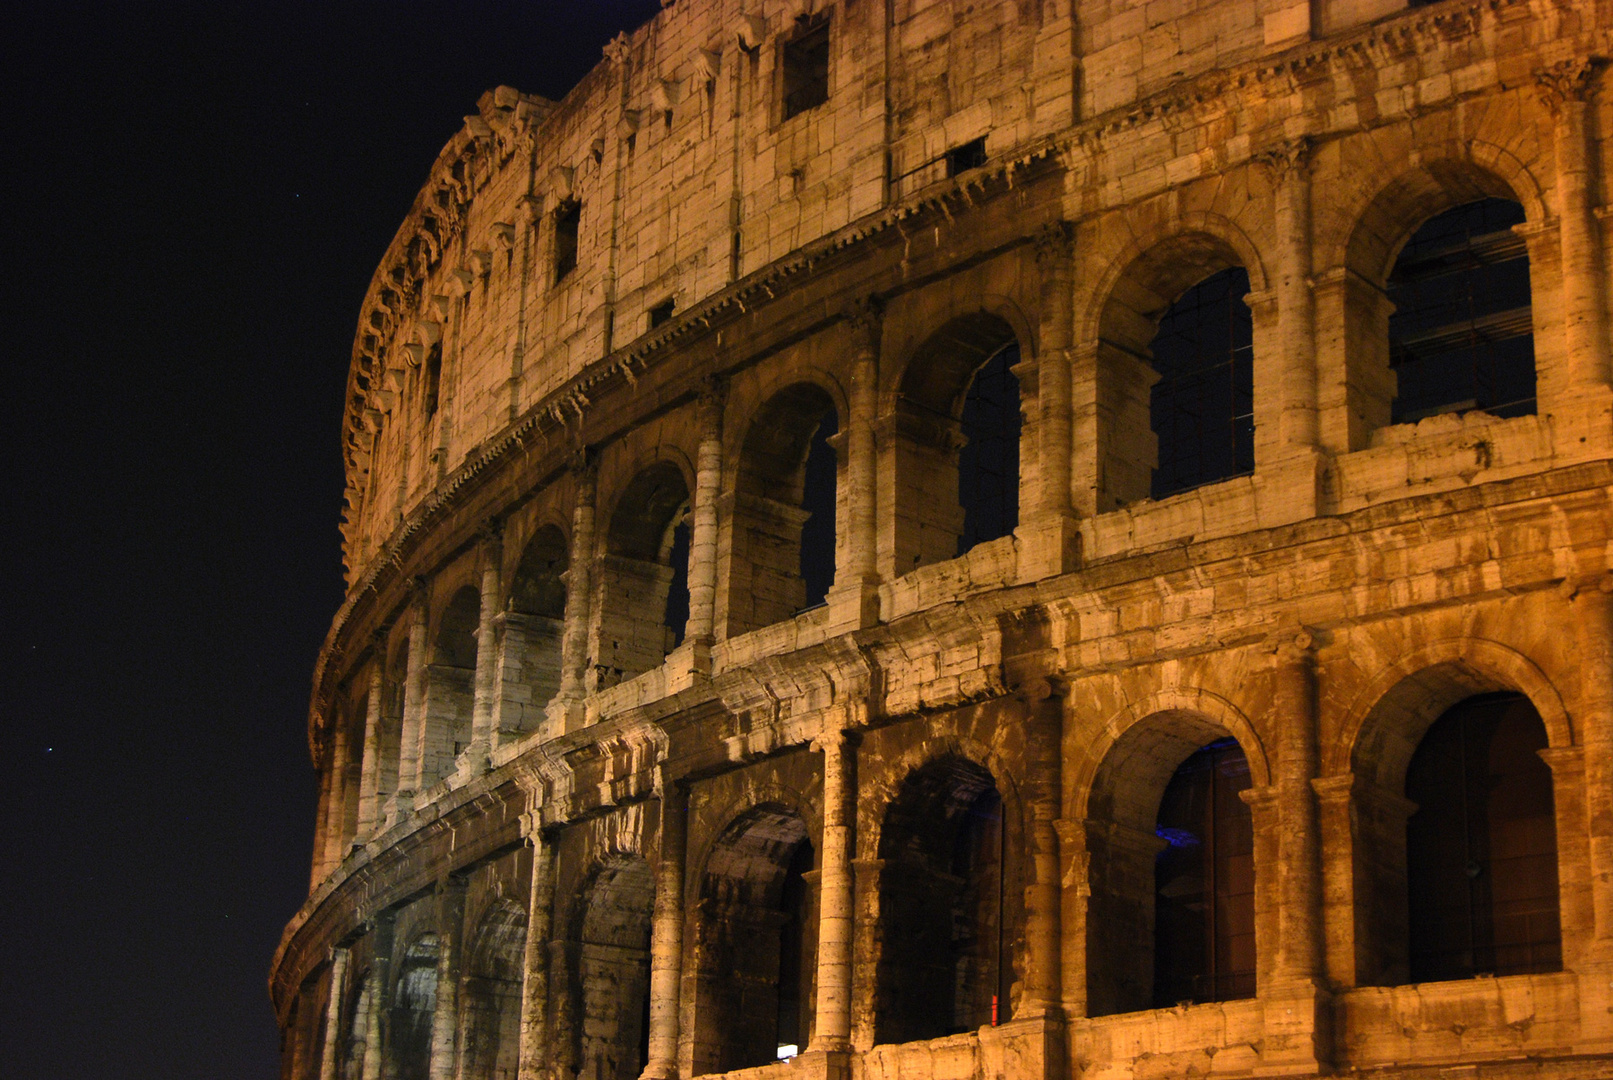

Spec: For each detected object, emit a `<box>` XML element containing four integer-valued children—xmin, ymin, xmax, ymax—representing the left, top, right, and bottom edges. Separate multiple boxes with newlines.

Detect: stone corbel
<box><xmin>603</xmin><ymin>31</ymin><xmax>631</xmax><ymax>65</ymax></box>
<box><xmin>447</xmin><ymin>268</ymin><xmax>475</xmax><ymax>296</ymax></box>
<box><xmin>737</xmin><ymin>14</ymin><xmax>766</xmax><ymax>50</ymax></box>
<box><xmin>414</xmin><ymin>320</ymin><xmax>442</xmax><ymax>347</ymax></box>
<box><xmin>617</xmin><ymin>109</ymin><xmax>641</xmax><ymax>140</ymax></box>
<box><xmin>693</xmin><ymin>48</ymin><xmax>721</xmax><ymax>84</ymax></box>
<box><xmin>429</xmin><ymin>294</ymin><xmax>452</xmax><ymax>321</ymax></box>
<box><xmin>402</xmin><ymin>342</ymin><xmax>427</xmax><ymax>367</ymax></box>
<box><xmin>469</xmin><ymin>249</ymin><xmax>493</xmax><ymax>278</ymax></box>
<box><xmin>547</xmin><ymin>165</ymin><xmax>575</xmax><ymax>203</ymax></box>
<box><xmin>649</xmin><ymin>78</ymin><xmax>678</xmax><ymax>114</ymax></box>
<box><xmin>463</xmin><ymin>114</ymin><xmax>492</xmax><ymax>140</ymax></box>
<box><xmin>490</xmin><ymin>223</ymin><xmax>515</xmax><ymax>250</ymax></box>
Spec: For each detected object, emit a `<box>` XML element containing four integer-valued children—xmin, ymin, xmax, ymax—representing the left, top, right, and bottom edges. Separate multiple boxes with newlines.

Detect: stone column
<box><xmin>835</xmin><ymin>298</ymin><xmax>881</xmax><ymax>627</ymax></box>
<box><xmin>355</xmin><ymin>638</ymin><xmax>387</xmax><ymax>841</ymax></box>
<box><xmin>1270</xmin><ymin>630</ymin><xmax>1324</xmax><ymax>985</ymax></box>
<box><xmin>685</xmin><ymin>378</ymin><xmax>725</xmax><ymax>649</ymax></box>
<box><xmin>430</xmin><ymin>876</ymin><xmax>468</xmax><ymax>1080</ymax></box>
<box><xmin>321</xmin><ymin>713</ymin><xmax>353</xmax><ymax>875</ymax></box>
<box><xmin>518</xmin><ymin>810</ymin><xmax>557</xmax><ymax>1080</ymax></box>
<box><xmin>319</xmin><ymin>946</ymin><xmax>351</xmax><ymax>1080</ymax></box>
<box><xmin>362</xmin><ymin>913</ymin><xmax>395</xmax><ymax>1080</ymax></box>
<box><xmin>809</xmin><ymin>728</ymin><xmax>854</xmax><ymax>1051</ymax></box>
<box><xmin>1540</xmin><ymin>60</ymin><xmax>1611</xmax><ymax>389</ymax></box>
<box><xmin>1258</xmin><ymin>138</ymin><xmax>1319</xmax><ymax>454</ymax></box>
<box><xmin>550</xmin><ymin>454</ymin><xmax>597</xmax><ymax>732</ymax></box>
<box><xmin>311</xmin><ymin>732</ymin><xmax>336</xmax><ymax>889</ymax></box>
<box><xmin>642</xmin><ymin>774</ymin><xmax>687</xmax><ymax>1079</ymax></box>
<box><xmin>1021</xmin><ymin>684</ymin><xmax>1064</xmax><ymax>1018</ymax></box>
<box><xmin>1575</xmin><ymin>576</ymin><xmax>1613</xmax><ymax>962</ymax></box>
<box><xmin>468</xmin><ymin>524</ymin><xmax>504</xmax><ymax>771</ymax></box>
<box><xmin>1035</xmin><ymin>221</ymin><xmax>1075</xmax><ymax>519</ymax></box>
<box><xmin>397</xmin><ymin>585</ymin><xmax>429</xmax><ymax>807</ymax></box>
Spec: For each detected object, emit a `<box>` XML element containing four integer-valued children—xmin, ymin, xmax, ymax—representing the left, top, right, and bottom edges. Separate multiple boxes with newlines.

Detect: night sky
<box><xmin>1</xmin><ymin>3</ymin><xmax>659</xmax><ymax>1076</ymax></box>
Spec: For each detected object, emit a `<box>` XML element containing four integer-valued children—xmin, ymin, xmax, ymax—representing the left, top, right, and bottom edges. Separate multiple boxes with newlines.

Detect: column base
<box><xmin>1255</xmin><ymin>979</ymin><xmax>1332</xmax><ymax>1075</ymax></box>
<box><xmin>1252</xmin><ymin>447</ymin><xmax>1326</xmax><ymax>526</ymax></box>
<box><xmin>665</xmin><ymin>636</ymin><xmax>713</xmax><ymax>692</ymax></box>
<box><xmin>1014</xmin><ymin>513</ymin><xmax>1082</xmax><ymax>583</ymax></box>
<box><xmin>825</xmin><ymin>576</ymin><xmax>880</xmax><ymax>633</ymax></box>
<box><xmin>790</xmin><ymin>1048</ymin><xmax>851</xmax><ymax>1080</ymax></box>
<box><xmin>545</xmin><ymin>695</ymin><xmax>589</xmax><ymax>735</ymax></box>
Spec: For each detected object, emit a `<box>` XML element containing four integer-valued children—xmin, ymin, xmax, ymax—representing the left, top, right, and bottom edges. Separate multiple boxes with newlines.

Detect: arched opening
<box><xmin>1152</xmin><ymin>739</ymin><xmax>1256</xmax><ymax>1005</ymax></box>
<box><xmin>1097</xmin><ymin>234</ymin><xmax>1254</xmax><ymax>507</ymax></box>
<box><xmin>690</xmin><ymin>806</ymin><xmax>816</xmax><ymax>1074</ymax></box>
<box><xmin>874</xmin><ymin>756</ymin><xmax>1013</xmax><ymax>1043</ymax></box>
<box><xmin>893</xmin><ymin>315</ymin><xmax>1022</xmax><ymax>573</ymax></box>
<box><xmin>596</xmin><ymin>463</ymin><xmax>691</xmax><ymax>688</ymax></box>
<box><xmin>421</xmin><ymin>585</ymin><xmax>479</xmax><ymax>784</ymax></box>
<box><xmin>499</xmin><ymin>526</ymin><xmax>568</xmax><ymax>733</ymax></box>
<box><xmin>1387</xmin><ymin>198</ymin><xmax>1534</xmax><ymax>422</ymax></box>
<box><xmin>375</xmin><ymin>639</ymin><xmax>407</xmax><ymax>811</ymax></box>
<box><xmin>389</xmin><ymin>934</ymin><xmax>440</xmax><ymax>1080</ymax></box>
<box><xmin>569</xmin><ymin>857</ymin><xmax>655</xmax><ymax>1080</ymax></box>
<box><xmin>1341</xmin><ymin>165</ymin><xmax>1535</xmax><ymax>445</ymax></box>
<box><xmin>1085</xmin><ymin>713</ymin><xmax>1259</xmax><ymax>1016</ymax></box>
<box><xmin>460</xmin><ymin>900</ymin><xmax>528</xmax><ymax>1080</ymax></box>
<box><xmin>1405</xmin><ymin>692</ymin><xmax>1559</xmax><ymax>981</ymax></box>
<box><xmin>727</xmin><ymin>384</ymin><xmax>839</xmax><ymax>636</ymax></box>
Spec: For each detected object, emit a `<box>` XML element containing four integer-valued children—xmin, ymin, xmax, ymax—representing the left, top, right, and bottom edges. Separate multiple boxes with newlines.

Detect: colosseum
<box><xmin>271</xmin><ymin>1</ymin><xmax>1613</xmax><ymax>1077</ymax></box>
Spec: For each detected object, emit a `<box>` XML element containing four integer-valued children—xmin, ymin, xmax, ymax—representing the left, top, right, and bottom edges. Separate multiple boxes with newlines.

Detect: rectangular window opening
<box><xmin>553</xmin><ymin>201</ymin><xmax>580</xmax><ymax>283</ymax></box>
<box><xmin>946</xmin><ymin>137</ymin><xmax>987</xmax><ymax>177</ymax></box>
<box><xmin>782</xmin><ymin>16</ymin><xmax>830</xmax><ymax>120</ymax></box>
<box><xmin>648</xmin><ymin>298</ymin><xmax>675</xmax><ymax>329</ymax></box>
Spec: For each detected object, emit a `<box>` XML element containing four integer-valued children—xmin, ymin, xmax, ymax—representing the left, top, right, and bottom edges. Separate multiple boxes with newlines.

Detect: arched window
<box><xmin>1148</xmin><ymin>270</ymin><xmax>1255</xmax><ymax>499</ymax></box>
<box><xmin>569</xmin><ymin>858</ymin><xmax>654</xmax><ymax>1080</ymax></box>
<box><xmin>690</xmin><ymin>808</ymin><xmax>816</xmax><ymax>1074</ymax></box>
<box><xmin>875</xmin><ymin>757</ymin><xmax>1012</xmax><ymax>1043</ymax></box>
<box><xmin>420</xmin><ymin>585</ymin><xmax>479</xmax><ymax>784</ymax></box>
<box><xmin>1387</xmin><ymin>198</ymin><xmax>1534</xmax><ymax>422</ymax></box>
<box><xmin>893</xmin><ymin>315</ymin><xmax>1022</xmax><ymax>573</ymax></box>
<box><xmin>1152</xmin><ymin>738</ymin><xmax>1256</xmax><ymax>1005</ymax></box>
<box><xmin>727</xmin><ymin>384</ymin><xmax>838</xmax><ymax>635</ymax></box>
<box><xmin>460</xmin><ymin>900</ymin><xmax>527</xmax><ymax>1080</ymax></box>
<box><xmin>597</xmin><ymin>464</ymin><xmax>691</xmax><ymax>688</ymax></box>
<box><xmin>498</xmin><ymin>526</ymin><xmax>568</xmax><ymax>733</ymax></box>
<box><xmin>1085</xmin><ymin>715</ymin><xmax>1259</xmax><ymax>1016</ymax></box>
<box><xmin>1405</xmin><ymin>692</ymin><xmax>1559</xmax><ymax>981</ymax></box>
<box><xmin>390</xmin><ymin>935</ymin><xmax>440</xmax><ymax>1080</ymax></box>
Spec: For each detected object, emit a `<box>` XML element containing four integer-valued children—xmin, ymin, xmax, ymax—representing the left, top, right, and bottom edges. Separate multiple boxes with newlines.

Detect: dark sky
<box><xmin>0</xmin><ymin>3</ymin><xmax>658</xmax><ymax>1076</ymax></box>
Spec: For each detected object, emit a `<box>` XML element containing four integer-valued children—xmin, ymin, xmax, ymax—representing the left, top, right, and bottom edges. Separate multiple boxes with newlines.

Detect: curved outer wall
<box><xmin>277</xmin><ymin>2</ymin><xmax>1613</xmax><ymax>1080</ymax></box>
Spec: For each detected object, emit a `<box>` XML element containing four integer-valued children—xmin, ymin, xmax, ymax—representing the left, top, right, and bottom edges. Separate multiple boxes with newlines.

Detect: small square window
<box><xmin>946</xmin><ymin>137</ymin><xmax>987</xmax><ymax>177</ymax></box>
<box><xmin>554</xmin><ymin>201</ymin><xmax>581</xmax><ymax>282</ymax></box>
<box><xmin>648</xmin><ymin>298</ymin><xmax>675</xmax><ymax>329</ymax></box>
<box><xmin>782</xmin><ymin>16</ymin><xmax>830</xmax><ymax>120</ymax></box>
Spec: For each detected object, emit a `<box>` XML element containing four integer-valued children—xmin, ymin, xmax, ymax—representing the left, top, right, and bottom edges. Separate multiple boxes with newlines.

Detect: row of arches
<box><xmin>321</xmin><ymin>668</ymin><xmax>1563</xmax><ymax>1080</ymax></box>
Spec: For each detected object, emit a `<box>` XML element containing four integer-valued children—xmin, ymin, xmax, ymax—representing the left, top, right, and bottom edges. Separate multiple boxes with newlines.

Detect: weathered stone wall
<box><xmin>277</xmin><ymin>1</ymin><xmax>1613</xmax><ymax>1079</ymax></box>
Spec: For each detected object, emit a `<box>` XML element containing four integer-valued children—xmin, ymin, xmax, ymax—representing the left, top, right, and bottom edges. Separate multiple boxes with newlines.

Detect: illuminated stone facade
<box><xmin>272</xmin><ymin>2</ymin><xmax>1613</xmax><ymax>1078</ymax></box>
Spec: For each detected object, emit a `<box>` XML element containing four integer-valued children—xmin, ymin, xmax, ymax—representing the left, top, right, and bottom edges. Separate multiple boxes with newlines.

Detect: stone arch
<box><xmin>725</xmin><ymin>382</ymin><xmax>842</xmax><ymax>635</ymax></box>
<box><xmin>338</xmin><ymin>968</ymin><xmax>373</xmax><ymax>1080</ymax></box>
<box><xmin>869</xmin><ymin>747</ymin><xmax>1023</xmax><ymax>1044</ymax></box>
<box><xmin>460</xmin><ymin>898</ymin><xmax>527</xmax><ymax>1080</ymax></box>
<box><xmin>419</xmin><ymin>584</ymin><xmax>479</xmax><ymax>785</ymax></box>
<box><xmin>1332</xmin><ymin>149</ymin><xmax>1545</xmax><ymax>442</ymax></box>
<box><xmin>1080</xmin><ymin>699</ymin><xmax>1266</xmax><ymax>1017</ymax></box>
<box><xmin>564</xmin><ymin>854</ymin><xmax>655</xmax><ymax>1080</ymax></box>
<box><xmin>389</xmin><ymin>933</ymin><xmax>440</xmax><ymax>1080</ymax></box>
<box><xmin>497</xmin><ymin>524</ymin><xmax>568</xmax><ymax>734</ymax></box>
<box><xmin>889</xmin><ymin>311</ymin><xmax>1027</xmax><ymax>573</ymax></box>
<box><xmin>1083</xmin><ymin>217</ymin><xmax>1269</xmax><ymax>508</ymax></box>
<box><xmin>688</xmin><ymin>802</ymin><xmax>818</xmax><ymax>1074</ymax></box>
<box><xmin>1326</xmin><ymin>639</ymin><xmax>1571</xmax><ymax>987</ymax></box>
<box><xmin>596</xmin><ymin>461</ymin><xmax>693</xmax><ymax>687</ymax></box>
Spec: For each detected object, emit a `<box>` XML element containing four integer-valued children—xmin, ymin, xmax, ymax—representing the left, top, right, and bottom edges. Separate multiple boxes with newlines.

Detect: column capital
<box><xmin>1536</xmin><ymin>57</ymin><xmax>1598</xmax><ymax>114</ymax></box>
<box><xmin>1267</xmin><ymin>624</ymin><xmax>1320</xmax><ymax>666</ymax></box>
<box><xmin>696</xmin><ymin>374</ymin><xmax>727</xmax><ymax>424</ymax></box>
<box><xmin>842</xmin><ymin>295</ymin><xmax>884</xmax><ymax>338</ymax></box>
<box><xmin>477</xmin><ymin>517</ymin><xmax>504</xmax><ymax>547</ymax></box>
<box><xmin>568</xmin><ymin>445</ymin><xmax>598</xmax><ymax>483</ymax></box>
<box><xmin>1033</xmin><ymin>219</ymin><xmax>1075</xmax><ymax>265</ymax></box>
<box><xmin>408</xmin><ymin>575</ymin><xmax>430</xmax><ymax>599</ymax></box>
<box><xmin>1253</xmin><ymin>136</ymin><xmax>1312</xmax><ymax>179</ymax></box>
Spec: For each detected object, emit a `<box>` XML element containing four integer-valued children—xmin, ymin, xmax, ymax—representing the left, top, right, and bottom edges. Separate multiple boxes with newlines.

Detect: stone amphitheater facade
<box><xmin>272</xmin><ymin>2</ymin><xmax>1613</xmax><ymax>1078</ymax></box>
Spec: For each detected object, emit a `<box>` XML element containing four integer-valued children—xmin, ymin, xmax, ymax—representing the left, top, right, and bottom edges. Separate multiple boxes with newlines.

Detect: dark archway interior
<box><xmin>1387</xmin><ymin>197</ymin><xmax>1534</xmax><ymax>422</ymax></box>
<box><xmin>1152</xmin><ymin>738</ymin><xmax>1256</xmax><ymax>1006</ymax></box>
<box><xmin>462</xmin><ymin>900</ymin><xmax>527</xmax><ymax>1080</ymax></box>
<box><xmin>693</xmin><ymin>807</ymin><xmax>815</xmax><ymax>1075</ymax></box>
<box><xmin>572</xmin><ymin>858</ymin><xmax>655</xmax><ymax>1080</ymax></box>
<box><xmin>502</xmin><ymin>526</ymin><xmax>569</xmax><ymax>726</ymax></box>
<box><xmin>510</xmin><ymin>526</ymin><xmax>568</xmax><ymax>618</ymax></box>
<box><xmin>389</xmin><ymin>935</ymin><xmax>440</xmax><ymax>1080</ymax></box>
<box><xmin>1148</xmin><ymin>268</ymin><xmax>1254</xmax><ymax>499</ymax></box>
<box><xmin>730</xmin><ymin>384</ymin><xmax>839</xmax><ymax>634</ymax></box>
<box><xmin>894</xmin><ymin>314</ymin><xmax>1021</xmax><ymax>571</ymax></box>
<box><xmin>875</xmin><ymin>756</ymin><xmax>1011</xmax><ymax>1043</ymax></box>
<box><xmin>597</xmin><ymin>464</ymin><xmax>691</xmax><ymax>685</ymax></box>
<box><xmin>1405</xmin><ymin>691</ymin><xmax>1560</xmax><ymax>981</ymax></box>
